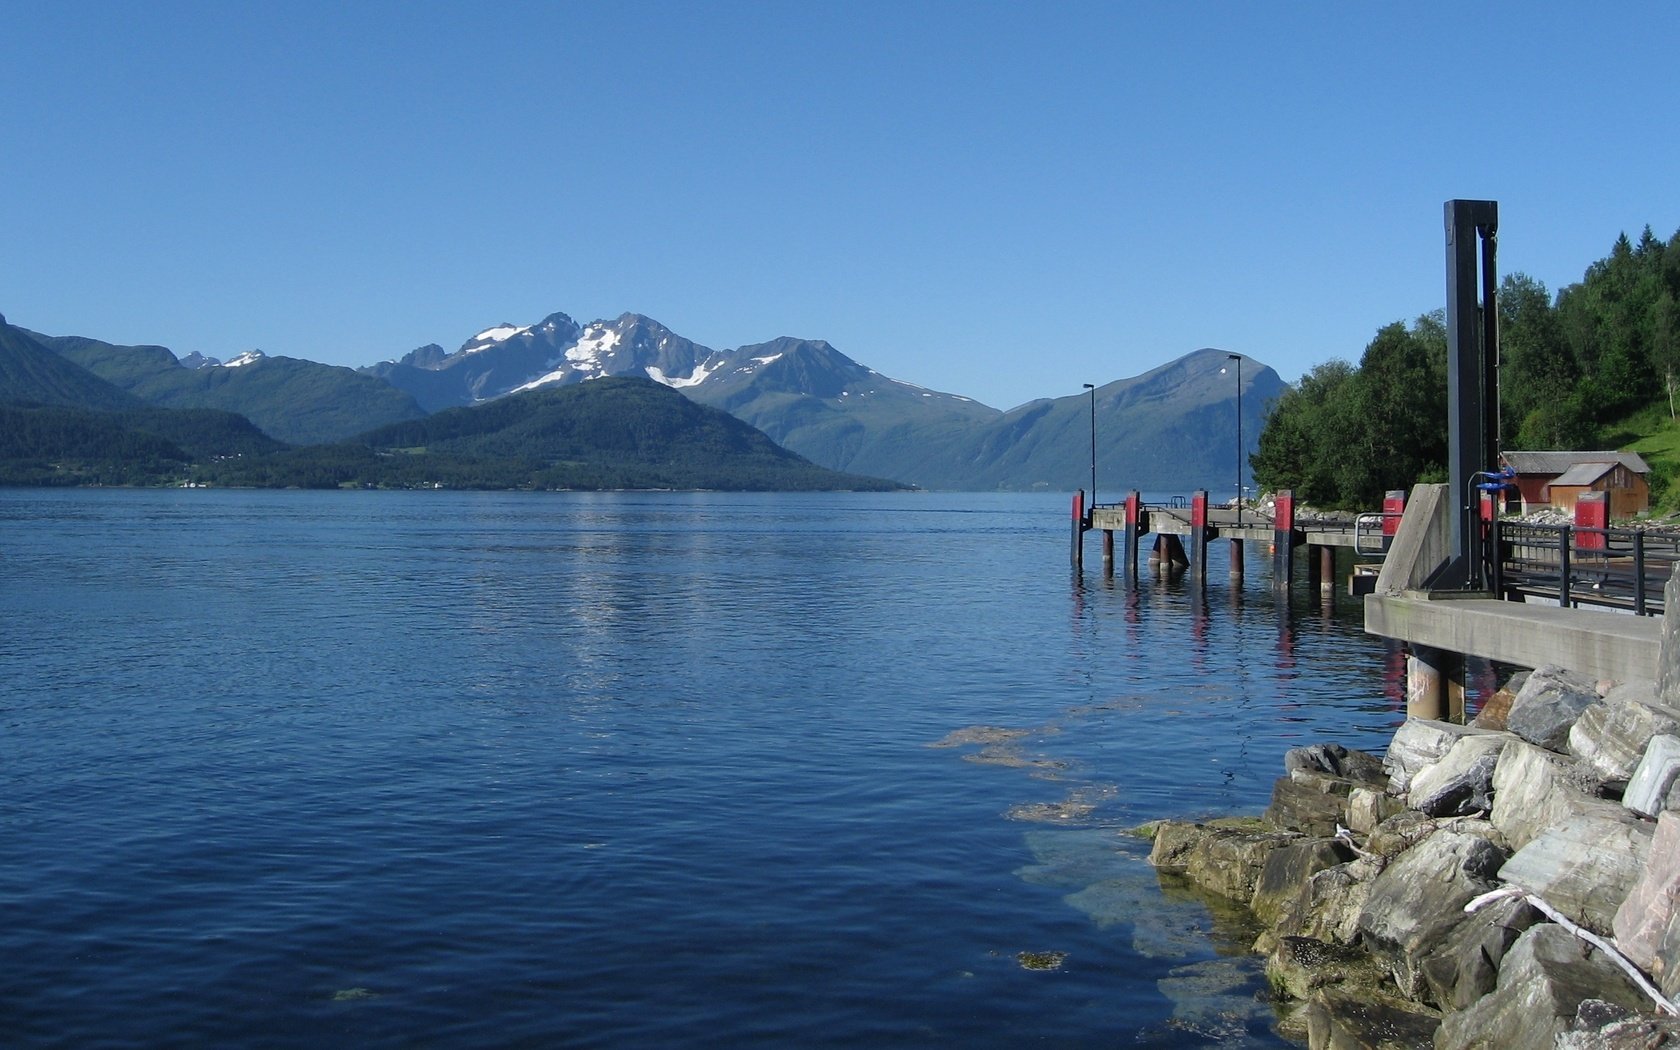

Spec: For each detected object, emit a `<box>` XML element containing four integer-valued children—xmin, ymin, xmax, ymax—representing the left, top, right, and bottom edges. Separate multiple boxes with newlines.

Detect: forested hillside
<box><xmin>1253</xmin><ymin>226</ymin><xmax>1680</xmax><ymax>510</ymax></box>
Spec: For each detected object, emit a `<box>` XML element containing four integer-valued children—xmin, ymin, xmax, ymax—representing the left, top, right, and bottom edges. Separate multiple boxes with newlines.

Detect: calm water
<box><xmin>1</xmin><ymin>489</ymin><xmax>1433</xmax><ymax>1048</ymax></box>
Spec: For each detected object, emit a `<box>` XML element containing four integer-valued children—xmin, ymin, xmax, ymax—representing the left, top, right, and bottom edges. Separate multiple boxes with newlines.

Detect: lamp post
<box><xmin>1226</xmin><ymin>354</ymin><xmax>1243</xmax><ymax>524</ymax></box>
<box><xmin>1082</xmin><ymin>383</ymin><xmax>1096</xmax><ymax>508</ymax></box>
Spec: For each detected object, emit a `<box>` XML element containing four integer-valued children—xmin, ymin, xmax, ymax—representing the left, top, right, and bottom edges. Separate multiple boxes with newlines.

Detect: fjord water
<box><xmin>3</xmin><ymin>490</ymin><xmax>1424</xmax><ymax>1048</ymax></box>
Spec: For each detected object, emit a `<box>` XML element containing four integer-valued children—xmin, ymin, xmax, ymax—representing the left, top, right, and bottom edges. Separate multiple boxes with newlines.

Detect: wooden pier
<box><xmin>1073</xmin><ymin>488</ymin><xmax>1378</xmax><ymax>596</ymax></box>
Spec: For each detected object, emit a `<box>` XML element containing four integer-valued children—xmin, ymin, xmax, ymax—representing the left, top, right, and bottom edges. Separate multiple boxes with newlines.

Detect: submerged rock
<box><xmin>1154</xmin><ymin>956</ymin><xmax>1277</xmax><ymax>1046</ymax></box>
<box><xmin>1265</xmin><ymin>935</ymin><xmax>1387</xmax><ymax>1002</ymax></box>
<box><xmin>1303</xmin><ymin>986</ymin><xmax>1441</xmax><ymax>1050</ymax></box>
<box><xmin>1015</xmin><ymin>950</ymin><xmax>1067</xmax><ymax>971</ymax></box>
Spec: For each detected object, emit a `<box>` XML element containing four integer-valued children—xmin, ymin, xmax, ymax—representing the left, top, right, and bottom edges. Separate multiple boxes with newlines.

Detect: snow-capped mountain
<box><xmin>362</xmin><ymin>312</ymin><xmax>982</xmax><ymax>418</ymax></box>
<box><xmin>359</xmin><ymin>310</ymin><xmax>1281</xmax><ymax>490</ymax></box>
<box><xmin>359</xmin><ymin>312</ymin><xmax>1006</xmax><ymax>483</ymax></box>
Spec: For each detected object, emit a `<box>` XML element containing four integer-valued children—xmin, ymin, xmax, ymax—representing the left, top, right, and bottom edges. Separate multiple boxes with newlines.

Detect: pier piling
<box><xmin>1123</xmin><ymin>491</ymin><xmax>1144</xmax><ymax>582</ymax></box>
<box><xmin>1070</xmin><ymin>489</ymin><xmax>1085</xmax><ymax>571</ymax></box>
<box><xmin>1191</xmin><ymin>490</ymin><xmax>1211</xmax><ymax>586</ymax></box>
<box><xmin>1273</xmin><ymin>490</ymin><xmax>1297</xmax><ymax>594</ymax></box>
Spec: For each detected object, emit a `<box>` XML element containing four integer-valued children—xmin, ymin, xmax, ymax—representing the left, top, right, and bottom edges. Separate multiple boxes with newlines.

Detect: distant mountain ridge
<box><xmin>365</xmin><ymin>310</ymin><xmax>1284</xmax><ymax>491</ymax></box>
<box><xmin>0</xmin><ymin>314</ymin><xmax>140</xmax><ymax>411</ymax></box>
<box><xmin>2</xmin><ymin>306</ymin><xmax>1286</xmax><ymax>493</ymax></box>
<box><xmin>24</xmin><ymin>330</ymin><xmax>427</xmax><ymax>445</ymax></box>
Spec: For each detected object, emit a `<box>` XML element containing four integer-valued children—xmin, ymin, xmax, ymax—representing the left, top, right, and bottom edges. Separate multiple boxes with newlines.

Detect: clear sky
<box><xmin>6</xmin><ymin>1</ymin><xmax>1679</xmax><ymax>411</ymax></box>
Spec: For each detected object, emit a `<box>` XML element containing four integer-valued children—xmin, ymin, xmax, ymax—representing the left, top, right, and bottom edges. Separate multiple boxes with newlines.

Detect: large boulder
<box><xmin>1250</xmin><ymin>838</ymin><xmax>1355</xmax><ymax>926</ymax></box>
<box><xmin>1417</xmin><ymin>893</ymin><xmax>1541</xmax><ymax>1010</ymax></box>
<box><xmin>1471</xmin><ymin>671</ymin><xmax>1528</xmax><ymax>731</ymax></box>
<box><xmin>1659</xmin><ymin>561</ymin><xmax>1680</xmax><ymax>703</ymax></box>
<box><xmin>1435</xmin><ymin>923</ymin><xmax>1649</xmax><ymax>1050</ymax></box>
<box><xmin>1626</xmin><ymin>735</ymin><xmax>1680</xmax><ymax>819</ymax></box>
<box><xmin>1283</xmin><ymin>743</ymin><xmax>1389</xmax><ymax>785</ymax></box>
<box><xmin>1491</xmin><ymin>739</ymin><xmax>1605</xmax><ymax>850</ymax></box>
<box><xmin>1557</xmin><ymin>1001</ymin><xmax>1680</xmax><ymax>1048</ymax></box>
<box><xmin>1569</xmin><ymin>682</ymin><xmax>1680</xmax><ymax>786</ymax></box>
<box><xmin>1346</xmin><ymin>786</ymin><xmax>1405</xmax><ymax>835</ymax></box>
<box><xmin>1407</xmin><ymin>733</ymin><xmax>1511</xmax><ymax>817</ymax></box>
<box><xmin>1146</xmin><ymin>819</ymin><xmax>1298</xmax><ymax>904</ymax></box>
<box><xmin>1384</xmin><ymin>718</ymin><xmax>1501</xmax><ymax>795</ymax></box>
<box><xmin>1265</xmin><ymin>770</ymin><xmax>1360</xmax><ymax>837</ymax></box>
<box><xmin>1508</xmin><ymin>664</ymin><xmax>1603</xmax><ymax>752</ymax></box>
<box><xmin>1266</xmin><ymin>860</ymin><xmax>1378</xmax><ymax>951</ymax></box>
<box><xmin>1498</xmin><ymin>809</ymin><xmax>1652</xmax><ymax>936</ymax></box>
<box><xmin>1365</xmin><ymin>811</ymin><xmax>1503</xmax><ymax>861</ymax></box>
<box><xmin>1355</xmin><ymin>827</ymin><xmax>1508</xmax><ymax>997</ymax></box>
<box><xmin>1612</xmin><ymin>810</ymin><xmax>1680</xmax><ymax>980</ymax></box>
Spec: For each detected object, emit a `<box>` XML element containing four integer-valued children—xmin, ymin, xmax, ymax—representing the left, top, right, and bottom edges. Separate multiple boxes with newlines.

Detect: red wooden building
<box><xmin>1500</xmin><ymin>451</ymin><xmax>1651</xmax><ymax>517</ymax></box>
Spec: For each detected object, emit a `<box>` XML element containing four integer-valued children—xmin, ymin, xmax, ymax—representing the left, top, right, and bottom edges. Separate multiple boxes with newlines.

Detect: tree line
<box><xmin>1252</xmin><ymin>226</ymin><xmax>1680</xmax><ymax>509</ymax></box>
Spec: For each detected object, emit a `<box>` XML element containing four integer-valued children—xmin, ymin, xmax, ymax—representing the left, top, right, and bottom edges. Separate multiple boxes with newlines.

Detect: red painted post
<box><xmin>1071</xmin><ymin>489</ymin><xmax>1085</xmax><ymax>570</ymax></box>
<box><xmin>1575</xmin><ymin>491</ymin><xmax>1608</xmax><ymax>551</ymax></box>
<box><xmin>1382</xmin><ymin>489</ymin><xmax>1405</xmax><ymax>549</ymax></box>
<box><xmin>1123</xmin><ymin>490</ymin><xmax>1142</xmax><ymax>582</ymax></box>
<box><xmin>1190</xmin><ymin>490</ymin><xmax>1209</xmax><ymax>585</ymax></box>
<box><xmin>1273</xmin><ymin>489</ymin><xmax>1296</xmax><ymax>593</ymax></box>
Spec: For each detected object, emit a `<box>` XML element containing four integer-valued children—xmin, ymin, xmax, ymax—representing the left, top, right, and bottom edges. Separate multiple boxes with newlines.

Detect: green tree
<box><xmin>1250</xmin><ymin>358</ymin><xmax>1356</xmax><ymax>505</ymax></box>
<box><xmin>1497</xmin><ymin>273</ymin><xmax>1577</xmax><ymax>447</ymax></box>
<box><xmin>1654</xmin><ymin>290</ymin><xmax>1680</xmax><ymax>420</ymax></box>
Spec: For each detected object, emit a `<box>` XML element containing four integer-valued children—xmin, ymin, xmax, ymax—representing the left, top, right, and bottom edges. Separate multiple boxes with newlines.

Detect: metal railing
<box><xmin>1353</xmin><ymin>513</ymin><xmax>1391</xmax><ymax>555</ymax></box>
<box><xmin>1495</xmin><ymin>520</ymin><xmax>1677</xmax><ymax>615</ymax></box>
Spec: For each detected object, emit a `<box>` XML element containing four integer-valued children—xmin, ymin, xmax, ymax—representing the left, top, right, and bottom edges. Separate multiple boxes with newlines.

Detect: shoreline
<box><xmin>1138</xmin><ymin>653</ymin><xmax>1680</xmax><ymax>1048</ymax></box>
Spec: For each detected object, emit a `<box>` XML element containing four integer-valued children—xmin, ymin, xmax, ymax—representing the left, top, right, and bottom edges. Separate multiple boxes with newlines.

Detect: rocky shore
<box><xmin>1141</xmin><ymin>659</ymin><xmax>1680</xmax><ymax>1049</ymax></box>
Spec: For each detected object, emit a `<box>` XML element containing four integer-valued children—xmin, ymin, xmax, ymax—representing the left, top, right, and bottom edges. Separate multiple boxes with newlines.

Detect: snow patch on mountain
<box><xmin>465</xmin><ymin>323</ymin><xmax>529</xmax><ymax>351</ymax></box>
<box><xmin>509</xmin><ymin>368</ymin><xmax>569</xmax><ymax>395</ymax></box>
<box><xmin>566</xmin><ymin>326</ymin><xmax>620</xmax><ymax>370</ymax></box>
<box><xmin>222</xmin><ymin>350</ymin><xmax>264</xmax><ymax>368</ymax></box>
<box><xmin>646</xmin><ymin>359</ymin><xmax>720</xmax><ymax>389</ymax></box>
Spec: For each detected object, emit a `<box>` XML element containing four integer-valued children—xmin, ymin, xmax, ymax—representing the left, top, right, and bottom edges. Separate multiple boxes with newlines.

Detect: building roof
<box><xmin>1502</xmin><ymin>450</ymin><xmax>1651</xmax><ymax>476</ymax></box>
<box><xmin>1551</xmin><ymin>462</ymin><xmax>1620</xmax><ymax>487</ymax></box>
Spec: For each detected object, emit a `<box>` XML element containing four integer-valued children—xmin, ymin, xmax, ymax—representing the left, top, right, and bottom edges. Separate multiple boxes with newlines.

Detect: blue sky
<box><xmin>6</xmin><ymin>1</ymin><xmax>1679</xmax><ymax>411</ymax></box>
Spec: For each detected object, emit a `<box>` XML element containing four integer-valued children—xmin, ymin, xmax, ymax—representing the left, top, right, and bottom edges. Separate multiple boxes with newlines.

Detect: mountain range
<box><xmin>0</xmin><ymin>307</ymin><xmax>1286</xmax><ymax>493</ymax></box>
<box><xmin>364</xmin><ymin>311</ymin><xmax>1285</xmax><ymax>493</ymax></box>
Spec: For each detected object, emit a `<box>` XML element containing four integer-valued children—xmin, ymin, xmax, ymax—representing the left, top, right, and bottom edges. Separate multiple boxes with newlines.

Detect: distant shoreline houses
<box><xmin>1500</xmin><ymin>450</ymin><xmax>1651</xmax><ymax>517</ymax></box>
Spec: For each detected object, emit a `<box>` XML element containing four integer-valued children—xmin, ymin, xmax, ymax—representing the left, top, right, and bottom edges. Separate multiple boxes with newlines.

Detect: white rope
<box><xmin>1466</xmin><ymin>884</ymin><xmax>1679</xmax><ymax>1017</ymax></box>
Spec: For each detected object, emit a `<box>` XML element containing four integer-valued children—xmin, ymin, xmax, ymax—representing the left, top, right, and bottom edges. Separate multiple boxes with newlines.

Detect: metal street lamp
<box><xmin>1226</xmin><ymin>354</ymin><xmax>1243</xmax><ymax>524</ymax></box>
<box><xmin>1082</xmin><ymin>383</ymin><xmax>1096</xmax><ymax>508</ymax></box>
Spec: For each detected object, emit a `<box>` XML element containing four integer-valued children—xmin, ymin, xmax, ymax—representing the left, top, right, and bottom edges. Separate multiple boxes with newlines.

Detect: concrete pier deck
<box><xmin>1364</xmin><ymin>593</ymin><xmax>1661</xmax><ymax>683</ymax></box>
